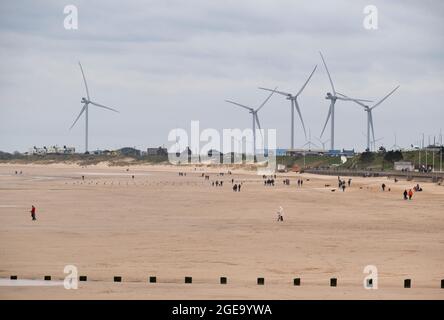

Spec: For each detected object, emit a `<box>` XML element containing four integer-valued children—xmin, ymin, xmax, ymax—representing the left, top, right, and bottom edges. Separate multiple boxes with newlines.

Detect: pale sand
<box><xmin>0</xmin><ymin>163</ymin><xmax>443</xmax><ymax>299</ymax></box>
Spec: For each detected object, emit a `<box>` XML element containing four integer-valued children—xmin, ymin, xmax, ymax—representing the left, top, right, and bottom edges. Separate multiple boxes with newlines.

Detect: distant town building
<box><xmin>394</xmin><ymin>161</ymin><xmax>414</xmax><ymax>172</ymax></box>
<box><xmin>117</xmin><ymin>147</ymin><xmax>141</xmax><ymax>157</ymax></box>
<box><xmin>286</xmin><ymin>149</ymin><xmax>326</xmax><ymax>156</ymax></box>
<box><xmin>29</xmin><ymin>145</ymin><xmax>75</xmax><ymax>155</ymax></box>
<box><xmin>340</xmin><ymin>149</ymin><xmax>355</xmax><ymax>158</ymax></box>
<box><xmin>147</xmin><ymin>147</ymin><xmax>168</xmax><ymax>156</ymax></box>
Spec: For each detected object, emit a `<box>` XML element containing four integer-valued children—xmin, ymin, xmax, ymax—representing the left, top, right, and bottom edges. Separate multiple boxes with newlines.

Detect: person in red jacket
<box><xmin>30</xmin><ymin>205</ymin><xmax>36</xmax><ymax>221</ymax></box>
<box><xmin>408</xmin><ymin>189</ymin><xmax>414</xmax><ymax>200</ymax></box>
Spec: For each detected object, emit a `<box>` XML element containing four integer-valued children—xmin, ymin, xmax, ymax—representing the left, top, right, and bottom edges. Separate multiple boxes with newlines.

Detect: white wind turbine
<box><xmin>258</xmin><ymin>65</ymin><xmax>317</xmax><ymax>149</ymax></box>
<box><xmin>302</xmin><ymin>128</ymin><xmax>319</xmax><ymax>150</ymax></box>
<box><xmin>315</xmin><ymin>137</ymin><xmax>330</xmax><ymax>151</ymax></box>
<box><xmin>225</xmin><ymin>87</ymin><xmax>277</xmax><ymax>158</ymax></box>
<box><xmin>319</xmin><ymin>51</ymin><xmax>372</xmax><ymax>150</ymax></box>
<box><xmin>70</xmin><ymin>62</ymin><xmax>119</xmax><ymax>153</ymax></box>
<box><xmin>338</xmin><ymin>85</ymin><xmax>400</xmax><ymax>152</ymax></box>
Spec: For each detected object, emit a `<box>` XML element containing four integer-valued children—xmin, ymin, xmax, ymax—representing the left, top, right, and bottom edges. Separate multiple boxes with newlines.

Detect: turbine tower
<box><xmin>338</xmin><ymin>85</ymin><xmax>399</xmax><ymax>151</ymax></box>
<box><xmin>70</xmin><ymin>62</ymin><xmax>120</xmax><ymax>153</ymax></box>
<box><xmin>258</xmin><ymin>65</ymin><xmax>317</xmax><ymax>149</ymax></box>
<box><xmin>225</xmin><ymin>88</ymin><xmax>277</xmax><ymax>159</ymax></box>
<box><xmin>319</xmin><ymin>51</ymin><xmax>372</xmax><ymax>150</ymax></box>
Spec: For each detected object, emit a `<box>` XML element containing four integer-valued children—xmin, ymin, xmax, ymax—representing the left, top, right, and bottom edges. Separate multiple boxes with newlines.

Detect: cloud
<box><xmin>0</xmin><ymin>0</ymin><xmax>443</xmax><ymax>152</ymax></box>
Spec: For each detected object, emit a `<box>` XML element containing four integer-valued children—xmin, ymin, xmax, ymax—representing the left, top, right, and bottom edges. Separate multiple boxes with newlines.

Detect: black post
<box><xmin>404</xmin><ymin>279</ymin><xmax>411</xmax><ymax>288</ymax></box>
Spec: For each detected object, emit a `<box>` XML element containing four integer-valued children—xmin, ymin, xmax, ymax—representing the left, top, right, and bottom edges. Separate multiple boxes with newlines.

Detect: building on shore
<box><xmin>394</xmin><ymin>161</ymin><xmax>414</xmax><ymax>171</ymax></box>
<box><xmin>29</xmin><ymin>145</ymin><xmax>75</xmax><ymax>155</ymax></box>
<box><xmin>146</xmin><ymin>147</ymin><xmax>168</xmax><ymax>156</ymax></box>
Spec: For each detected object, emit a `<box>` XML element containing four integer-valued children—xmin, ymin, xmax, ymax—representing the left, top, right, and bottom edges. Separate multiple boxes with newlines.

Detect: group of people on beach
<box><xmin>212</xmin><ymin>180</ymin><xmax>223</xmax><ymax>187</ymax></box>
<box><xmin>232</xmin><ymin>183</ymin><xmax>242</xmax><ymax>192</ymax></box>
<box><xmin>337</xmin><ymin>177</ymin><xmax>349</xmax><ymax>192</ymax></box>
<box><xmin>403</xmin><ymin>189</ymin><xmax>414</xmax><ymax>200</ymax></box>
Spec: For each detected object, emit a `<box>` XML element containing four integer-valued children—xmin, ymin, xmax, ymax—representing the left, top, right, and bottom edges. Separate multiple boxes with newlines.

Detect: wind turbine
<box><xmin>258</xmin><ymin>65</ymin><xmax>317</xmax><ymax>149</ymax></box>
<box><xmin>338</xmin><ymin>85</ymin><xmax>399</xmax><ymax>152</ymax></box>
<box><xmin>361</xmin><ymin>131</ymin><xmax>383</xmax><ymax>151</ymax></box>
<box><xmin>302</xmin><ymin>129</ymin><xmax>319</xmax><ymax>150</ymax></box>
<box><xmin>70</xmin><ymin>62</ymin><xmax>119</xmax><ymax>153</ymax></box>
<box><xmin>372</xmin><ymin>137</ymin><xmax>384</xmax><ymax>151</ymax></box>
<box><xmin>225</xmin><ymin>87</ymin><xmax>277</xmax><ymax>159</ymax></box>
<box><xmin>318</xmin><ymin>51</ymin><xmax>372</xmax><ymax>151</ymax></box>
<box><xmin>391</xmin><ymin>132</ymin><xmax>401</xmax><ymax>151</ymax></box>
<box><xmin>315</xmin><ymin>137</ymin><xmax>330</xmax><ymax>151</ymax></box>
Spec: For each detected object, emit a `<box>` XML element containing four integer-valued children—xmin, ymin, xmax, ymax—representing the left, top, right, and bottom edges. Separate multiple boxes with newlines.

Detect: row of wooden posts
<box><xmin>8</xmin><ymin>275</ymin><xmax>444</xmax><ymax>288</ymax></box>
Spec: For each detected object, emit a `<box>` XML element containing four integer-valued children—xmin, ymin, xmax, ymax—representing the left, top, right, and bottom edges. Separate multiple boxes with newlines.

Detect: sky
<box><xmin>0</xmin><ymin>0</ymin><xmax>443</xmax><ymax>153</ymax></box>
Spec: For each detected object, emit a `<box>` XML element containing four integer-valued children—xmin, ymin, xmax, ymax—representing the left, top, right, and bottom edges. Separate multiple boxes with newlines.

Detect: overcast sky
<box><xmin>0</xmin><ymin>0</ymin><xmax>443</xmax><ymax>153</ymax></box>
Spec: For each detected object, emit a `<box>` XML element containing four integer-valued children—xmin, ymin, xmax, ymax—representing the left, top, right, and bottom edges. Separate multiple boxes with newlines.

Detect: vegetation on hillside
<box><xmin>0</xmin><ymin>148</ymin><xmax>442</xmax><ymax>171</ymax></box>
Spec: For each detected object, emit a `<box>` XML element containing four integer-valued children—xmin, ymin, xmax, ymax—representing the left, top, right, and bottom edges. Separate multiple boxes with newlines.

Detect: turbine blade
<box><xmin>258</xmin><ymin>87</ymin><xmax>291</xmax><ymax>97</ymax></box>
<box><xmin>319</xmin><ymin>52</ymin><xmax>335</xmax><ymax>95</ymax></box>
<box><xmin>255</xmin><ymin>113</ymin><xmax>262</xmax><ymax>131</ymax></box>
<box><xmin>320</xmin><ymin>101</ymin><xmax>333</xmax><ymax>137</ymax></box>
<box><xmin>294</xmin><ymin>99</ymin><xmax>307</xmax><ymax>139</ymax></box>
<box><xmin>371</xmin><ymin>85</ymin><xmax>400</xmax><ymax>110</ymax></box>
<box><xmin>70</xmin><ymin>104</ymin><xmax>87</xmax><ymax>129</ymax></box>
<box><xmin>336</xmin><ymin>92</ymin><xmax>368</xmax><ymax>107</ymax></box>
<box><xmin>89</xmin><ymin>101</ymin><xmax>119</xmax><ymax>113</ymax></box>
<box><xmin>256</xmin><ymin>86</ymin><xmax>277</xmax><ymax>112</ymax></box>
<box><xmin>225</xmin><ymin>100</ymin><xmax>253</xmax><ymax>111</ymax></box>
<box><xmin>295</xmin><ymin>65</ymin><xmax>317</xmax><ymax>97</ymax></box>
<box><xmin>78</xmin><ymin>62</ymin><xmax>90</xmax><ymax>100</ymax></box>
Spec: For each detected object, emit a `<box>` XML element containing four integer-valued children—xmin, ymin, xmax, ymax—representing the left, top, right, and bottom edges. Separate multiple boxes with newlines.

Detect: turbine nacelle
<box><xmin>81</xmin><ymin>97</ymin><xmax>88</xmax><ymax>103</ymax></box>
<box><xmin>325</xmin><ymin>92</ymin><xmax>336</xmax><ymax>101</ymax></box>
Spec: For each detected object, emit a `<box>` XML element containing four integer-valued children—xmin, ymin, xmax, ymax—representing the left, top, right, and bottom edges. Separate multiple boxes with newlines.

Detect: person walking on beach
<box><xmin>403</xmin><ymin>189</ymin><xmax>408</xmax><ymax>200</ymax></box>
<box><xmin>276</xmin><ymin>206</ymin><xmax>284</xmax><ymax>222</ymax></box>
<box><xmin>408</xmin><ymin>189</ymin><xmax>413</xmax><ymax>200</ymax></box>
<box><xmin>381</xmin><ymin>183</ymin><xmax>386</xmax><ymax>191</ymax></box>
<box><xmin>348</xmin><ymin>178</ymin><xmax>352</xmax><ymax>187</ymax></box>
<box><xmin>342</xmin><ymin>184</ymin><xmax>346</xmax><ymax>192</ymax></box>
<box><xmin>30</xmin><ymin>205</ymin><xmax>36</xmax><ymax>221</ymax></box>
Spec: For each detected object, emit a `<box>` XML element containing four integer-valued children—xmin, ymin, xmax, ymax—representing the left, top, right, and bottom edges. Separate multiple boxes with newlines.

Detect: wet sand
<box><xmin>0</xmin><ymin>163</ymin><xmax>443</xmax><ymax>299</ymax></box>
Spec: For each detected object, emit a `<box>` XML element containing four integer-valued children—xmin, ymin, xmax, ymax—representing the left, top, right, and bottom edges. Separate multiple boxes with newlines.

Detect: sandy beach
<box><xmin>0</xmin><ymin>163</ymin><xmax>443</xmax><ymax>299</ymax></box>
